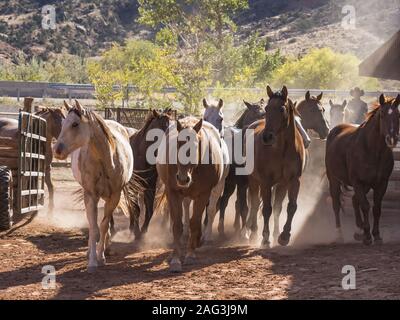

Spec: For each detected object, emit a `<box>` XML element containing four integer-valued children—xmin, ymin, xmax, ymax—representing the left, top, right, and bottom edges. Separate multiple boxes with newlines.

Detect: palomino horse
<box><xmin>329</xmin><ymin>99</ymin><xmax>347</xmax><ymax>128</ymax></box>
<box><xmin>157</xmin><ymin>117</ymin><xmax>225</xmax><ymax>272</ymax></box>
<box><xmin>128</xmin><ymin>108</ymin><xmax>173</xmax><ymax>238</ymax></box>
<box><xmin>217</xmin><ymin>99</ymin><xmax>266</xmax><ymax>238</ymax></box>
<box><xmin>200</xmin><ymin>99</ymin><xmax>230</xmax><ymax>241</ymax></box>
<box><xmin>326</xmin><ymin>94</ymin><xmax>400</xmax><ymax>245</ymax></box>
<box><xmin>53</xmin><ymin>100</ymin><xmax>139</xmax><ymax>272</ymax></box>
<box><xmin>246</xmin><ymin>86</ymin><xmax>305</xmax><ymax>247</ymax></box>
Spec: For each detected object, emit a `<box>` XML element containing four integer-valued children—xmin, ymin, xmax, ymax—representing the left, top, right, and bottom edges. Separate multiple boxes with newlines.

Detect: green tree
<box><xmin>271</xmin><ymin>48</ymin><xmax>379</xmax><ymax>90</ymax></box>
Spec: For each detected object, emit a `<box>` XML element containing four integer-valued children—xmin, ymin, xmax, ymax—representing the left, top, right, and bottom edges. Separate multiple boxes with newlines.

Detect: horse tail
<box><xmin>121</xmin><ymin>171</ymin><xmax>144</xmax><ymax>219</ymax></box>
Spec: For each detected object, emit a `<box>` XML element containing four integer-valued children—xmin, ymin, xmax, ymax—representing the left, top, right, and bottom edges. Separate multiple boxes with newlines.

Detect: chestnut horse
<box><xmin>326</xmin><ymin>94</ymin><xmax>400</xmax><ymax>245</ymax></box>
<box><xmin>246</xmin><ymin>86</ymin><xmax>305</xmax><ymax>247</ymax></box>
<box><xmin>157</xmin><ymin>117</ymin><xmax>225</xmax><ymax>272</ymax></box>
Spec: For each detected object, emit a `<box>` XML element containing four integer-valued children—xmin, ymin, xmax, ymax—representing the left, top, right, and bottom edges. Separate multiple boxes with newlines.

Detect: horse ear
<box><xmin>342</xmin><ymin>100</ymin><xmax>347</xmax><ymax>108</ymax></box>
<box><xmin>329</xmin><ymin>100</ymin><xmax>334</xmax><ymax>108</ymax></box>
<box><xmin>282</xmin><ymin>86</ymin><xmax>288</xmax><ymax>101</ymax></box>
<box><xmin>218</xmin><ymin>99</ymin><xmax>224</xmax><ymax>110</ymax></box>
<box><xmin>305</xmin><ymin>91</ymin><xmax>311</xmax><ymax>101</ymax></box>
<box><xmin>379</xmin><ymin>94</ymin><xmax>385</xmax><ymax>105</ymax></box>
<box><xmin>203</xmin><ymin>98</ymin><xmax>209</xmax><ymax>109</ymax></box>
<box><xmin>176</xmin><ymin>120</ymin><xmax>183</xmax><ymax>132</ymax></box>
<box><xmin>317</xmin><ymin>92</ymin><xmax>323</xmax><ymax>101</ymax></box>
<box><xmin>193</xmin><ymin>119</ymin><xmax>203</xmax><ymax>133</ymax></box>
<box><xmin>63</xmin><ymin>100</ymin><xmax>72</xmax><ymax>111</ymax></box>
<box><xmin>243</xmin><ymin>100</ymin><xmax>252</xmax><ymax>110</ymax></box>
<box><xmin>152</xmin><ymin>109</ymin><xmax>160</xmax><ymax>118</ymax></box>
<box><xmin>266</xmin><ymin>85</ymin><xmax>274</xmax><ymax>99</ymax></box>
<box><xmin>75</xmin><ymin>100</ymin><xmax>84</xmax><ymax>113</ymax></box>
<box><xmin>394</xmin><ymin>94</ymin><xmax>400</xmax><ymax>107</ymax></box>
<box><xmin>260</xmin><ymin>98</ymin><xmax>265</xmax><ymax>104</ymax></box>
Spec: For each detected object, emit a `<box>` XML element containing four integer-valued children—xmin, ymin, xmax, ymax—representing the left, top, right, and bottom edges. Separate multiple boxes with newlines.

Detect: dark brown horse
<box><xmin>326</xmin><ymin>94</ymin><xmax>400</xmax><ymax>245</ymax></box>
<box><xmin>157</xmin><ymin>117</ymin><xmax>225</xmax><ymax>272</ymax></box>
<box><xmin>296</xmin><ymin>91</ymin><xmax>330</xmax><ymax>139</ymax></box>
<box><xmin>113</xmin><ymin>109</ymin><xmax>173</xmax><ymax>239</ymax></box>
<box><xmin>246</xmin><ymin>86</ymin><xmax>305</xmax><ymax>247</ymax></box>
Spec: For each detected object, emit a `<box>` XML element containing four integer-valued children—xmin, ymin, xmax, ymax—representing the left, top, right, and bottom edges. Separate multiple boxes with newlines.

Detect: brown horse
<box><xmin>34</xmin><ymin>104</ymin><xmax>68</xmax><ymax>214</ymax></box>
<box><xmin>127</xmin><ymin>108</ymin><xmax>173</xmax><ymax>238</ymax></box>
<box><xmin>296</xmin><ymin>91</ymin><xmax>330</xmax><ymax>139</ymax></box>
<box><xmin>246</xmin><ymin>86</ymin><xmax>305</xmax><ymax>247</ymax></box>
<box><xmin>326</xmin><ymin>94</ymin><xmax>400</xmax><ymax>245</ymax></box>
<box><xmin>157</xmin><ymin>117</ymin><xmax>225</xmax><ymax>272</ymax></box>
<box><xmin>0</xmin><ymin>100</ymin><xmax>67</xmax><ymax>214</ymax></box>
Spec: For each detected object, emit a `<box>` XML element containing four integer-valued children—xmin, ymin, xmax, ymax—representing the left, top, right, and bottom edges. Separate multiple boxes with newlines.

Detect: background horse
<box><xmin>217</xmin><ymin>99</ymin><xmax>266</xmax><ymax>238</ymax></box>
<box><xmin>329</xmin><ymin>99</ymin><xmax>347</xmax><ymax>128</ymax></box>
<box><xmin>157</xmin><ymin>117</ymin><xmax>225</xmax><ymax>272</ymax></box>
<box><xmin>201</xmin><ymin>98</ymin><xmax>230</xmax><ymax>241</ymax></box>
<box><xmin>246</xmin><ymin>86</ymin><xmax>305</xmax><ymax>247</ymax></box>
<box><xmin>326</xmin><ymin>94</ymin><xmax>400</xmax><ymax>245</ymax></box>
<box><xmin>128</xmin><ymin>108</ymin><xmax>173</xmax><ymax>238</ymax></box>
<box><xmin>53</xmin><ymin>100</ymin><xmax>139</xmax><ymax>272</ymax></box>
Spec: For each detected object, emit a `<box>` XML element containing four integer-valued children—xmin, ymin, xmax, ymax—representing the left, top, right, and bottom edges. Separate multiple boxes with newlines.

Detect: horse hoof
<box><xmin>184</xmin><ymin>255</ymin><xmax>197</xmax><ymax>265</ymax></box>
<box><xmin>278</xmin><ymin>233</ymin><xmax>290</xmax><ymax>247</ymax></box>
<box><xmin>169</xmin><ymin>260</ymin><xmax>182</xmax><ymax>273</ymax></box>
<box><xmin>363</xmin><ymin>237</ymin><xmax>373</xmax><ymax>246</ymax></box>
<box><xmin>260</xmin><ymin>240</ymin><xmax>270</xmax><ymax>249</ymax></box>
<box><xmin>353</xmin><ymin>232</ymin><xmax>363</xmax><ymax>242</ymax></box>
<box><xmin>87</xmin><ymin>266</ymin><xmax>97</xmax><ymax>274</ymax></box>
<box><xmin>97</xmin><ymin>258</ymin><xmax>106</xmax><ymax>267</ymax></box>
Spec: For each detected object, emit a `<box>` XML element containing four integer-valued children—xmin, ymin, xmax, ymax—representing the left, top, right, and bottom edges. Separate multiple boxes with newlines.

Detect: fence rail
<box><xmin>0</xmin><ymin>80</ymin><xmax>398</xmax><ymax>101</ymax></box>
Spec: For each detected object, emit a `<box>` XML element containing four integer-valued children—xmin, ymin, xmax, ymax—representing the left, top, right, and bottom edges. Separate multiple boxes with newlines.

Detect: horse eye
<box><xmin>72</xmin><ymin>122</ymin><xmax>79</xmax><ymax>128</ymax></box>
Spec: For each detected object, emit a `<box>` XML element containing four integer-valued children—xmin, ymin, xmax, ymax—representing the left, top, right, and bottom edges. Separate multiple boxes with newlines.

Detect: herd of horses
<box><xmin>1</xmin><ymin>86</ymin><xmax>399</xmax><ymax>273</ymax></box>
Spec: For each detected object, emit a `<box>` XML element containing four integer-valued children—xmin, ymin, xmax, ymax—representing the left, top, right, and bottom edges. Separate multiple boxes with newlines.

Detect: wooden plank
<box><xmin>0</xmin><ymin>137</ymin><xmax>18</xmax><ymax>148</ymax></box>
<box><xmin>0</xmin><ymin>148</ymin><xmax>19</xmax><ymax>158</ymax></box>
<box><xmin>20</xmin><ymin>205</ymin><xmax>44</xmax><ymax>215</ymax></box>
<box><xmin>0</xmin><ymin>157</ymin><xmax>18</xmax><ymax>169</ymax></box>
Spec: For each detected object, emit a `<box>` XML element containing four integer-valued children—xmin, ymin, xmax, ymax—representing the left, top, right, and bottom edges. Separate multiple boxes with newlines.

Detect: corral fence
<box><xmin>104</xmin><ymin>107</ymin><xmax>178</xmax><ymax>129</ymax></box>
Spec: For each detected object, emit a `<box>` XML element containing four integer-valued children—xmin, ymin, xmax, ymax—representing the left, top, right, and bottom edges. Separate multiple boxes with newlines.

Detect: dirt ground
<box><xmin>1</xmin><ymin>167</ymin><xmax>400</xmax><ymax>300</ymax></box>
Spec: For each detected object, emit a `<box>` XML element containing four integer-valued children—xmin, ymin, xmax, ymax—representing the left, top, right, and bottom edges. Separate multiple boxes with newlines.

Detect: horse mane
<box><xmin>139</xmin><ymin>112</ymin><xmax>158</xmax><ymax>133</ymax></box>
<box><xmin>234</xmin><ymin>109</ymin><xmax>249</xmax><ymax>128</ymax></box>
<box><xmin>361</xmin><ymin>96</ymin><xmax>396</xmax><ymax>125</ymax></box>
<box><xmin>86</xmin><ymin>109</ymin><xmax>116</xmax><ymax>150</ymax></box>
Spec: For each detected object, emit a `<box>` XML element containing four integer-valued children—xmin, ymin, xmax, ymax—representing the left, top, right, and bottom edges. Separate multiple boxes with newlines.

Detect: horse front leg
<box><xmin>218</xmin><ymin>177</ymin><xmax>236</xmax><ymax>235</ymax></box>
<box><xmin>353</xmin><ymin>183</ymin><xmax>372</xmax><ymax>245</ymax></box>
<box><xmin>246</xmin><ymin>178</ymin><xmax>260</xmax><ymax>242</ymax></box>
<box><xmin>273</xmin><ymin>183</ymin><xmax>288</xmax><ymax>245</ymax></box>
<box><xmin>236</xmin><ymin>178</ymin><xmax>248</xmax><ymax>237</ymax></box>
<box><xmin>260</xmin><ymin>185</ymin><xmax>273</xmax><ymax>248</ymax></box>
<box><xmin>84</xmin><ymin>192</ymin><xmax>100</xmax><ymax>273</ymax></box>
<box><xmin>372</xmin><ymin>182</ymin><xmax>388</xmax><ymax>244</ymax></box>
<box><xmin>185</xmin><ymin>193</ymin><xmax>209</xmax><ymax>265</ymax></box>
<box><xmin>97</xmin><ymin>194</ymin><xmax>120</xmax><ymax>266</ymax></box>
<box><xmin>182</xmin><ymin>198</ymin><xmax>191</xmax><ymax>239</ymax></box>
<box><xmin>45</xmin><ymin>158</ymin><xmax>54</xmax><ymax>215</ymax></box>
<box><xmin>279</xmin><ymin>179</ymin><xmax>300</xmax><ymax>246</ymax></box>
<box><xmin>167</xmin><ymin>191</ymin><xmax>184</xmax><ymax>272</ymax></box>
<box><xmin>204</xmin><ymin>177</ymin><xmax>226</xmax><ymax>242</ymax></box>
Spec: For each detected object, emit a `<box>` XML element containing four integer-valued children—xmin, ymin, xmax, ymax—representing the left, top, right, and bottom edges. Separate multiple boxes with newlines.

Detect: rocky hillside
<box><xmin>0</xmin><ymin>0</ymin><xmax>398</xmax><ymax>63</ymax></box>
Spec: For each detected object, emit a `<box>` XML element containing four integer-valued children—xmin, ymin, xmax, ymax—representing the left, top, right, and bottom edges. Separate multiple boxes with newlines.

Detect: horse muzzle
<box><xmin>385</xmin><ymin>135</ymin><xmax>398</xmax><ymax>149</ymax></box>
<box><xmin>53</xmin><ymin>142</ymin><xmax>68</xmax><ymax>160</ymax></box>
<box><xmin>176</xmin><ymin>172</ymin><xmax>192</xmax><ymax>188</ymax></box>
<box><xmin>262</xmin><ymin>131</ymin><xmax>276</xmax><ymax>146</ymax></box>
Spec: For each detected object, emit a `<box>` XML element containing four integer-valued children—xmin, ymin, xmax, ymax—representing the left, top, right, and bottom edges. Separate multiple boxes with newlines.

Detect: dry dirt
<box><xmin>1</xmin><ymin>167</ymin><xmax>400</xmax><ymax>300</ymax></box>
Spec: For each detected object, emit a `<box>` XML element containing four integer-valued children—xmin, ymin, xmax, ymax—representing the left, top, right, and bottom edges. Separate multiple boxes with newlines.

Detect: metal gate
<box><xmin>104</xmin><ymin>107</ymin><xmax>177</xmax><ymax>129</ymax></box>
<box><xmin>18</xmin><ymin>112</ymin><xmax>47</xmax><ymax>215</ymax></box>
